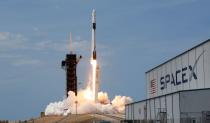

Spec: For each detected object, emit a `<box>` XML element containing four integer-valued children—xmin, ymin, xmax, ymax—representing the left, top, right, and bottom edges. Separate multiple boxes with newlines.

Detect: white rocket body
<box><xmin>92</xmin><ymin>9</ymin><xmax>96</xmax><ymax>60</ymax></box>
<box><xmin>91</xmin><ymin>9</ymin><xmax>99</xmax><ymax>102</ymax></box>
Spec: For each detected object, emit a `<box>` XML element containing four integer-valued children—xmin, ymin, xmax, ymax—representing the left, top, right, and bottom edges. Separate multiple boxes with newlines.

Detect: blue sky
<box><xmin>0</xmin><ymin>0</ymin><xmax>210</xmax><ymax>120</ymax></box>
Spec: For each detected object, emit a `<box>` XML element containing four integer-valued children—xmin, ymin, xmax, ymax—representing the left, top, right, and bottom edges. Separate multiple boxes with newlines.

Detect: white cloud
<box><xmin>0</xmin><ymin>32</ymin><xmax>90</xmax><ymax>53</ymax></box>
<box><xmin>32</xmin><ymin>27</ymin><xmax>39</xmax><ymax>32</ymax></box>
<box><xmin>0</xmin><ymin>32</ymin><xmax>43</xmax><ymax>66</ymax></box>
<box><xmin>0</xmin><ymin>53</ymin><xmax>43</xmax><ymax>66</ymax></box>
<box><xmin>0</xmin><ymin>32</ymin><xmax>27</xmax><ymax>51</ymax></box>
<box><xmin>0</xmin><ymin>32</ymin><xmax>92</xmax><ymax>66</ymax></box>
<box><xmin>0</xmin><ymin>32</ymin><xmax>90</xmax><ymax>52</ymax></box>
<box><xmin>33</xmin><ymin>39</ymin><xmax>90</xmax><ymax>52</ymax></box>
<box><xmin>0</xmin><ymin>31</ymin><xmax>110</xmax><ymax>67</ymax></box>
<box><xmin>12</xmin><ymin>58</ymin><xmax>43</xmax><ymax>66</ymax></box>
<box><xmin>0</xmin><ymin>53</ymin><xmax>21</xmax><ymax>59</ymax></box>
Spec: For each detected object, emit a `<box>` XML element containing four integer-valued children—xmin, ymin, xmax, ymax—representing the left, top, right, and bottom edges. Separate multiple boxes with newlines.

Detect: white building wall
<box><xmin>126</xmin><ymin>89</ymin><xmax>210</xmax><ymax>122</ymax></box>
<box><xmin>157</xmin><ymin>67</ymin><xmax>162</xmax><ymax>96</ymax></box>
<box><xmin>153</xmin><ymin>70</ymin><xmax>158</xmax><ymax>98</ymax></box>
<box><xmin>181</xmin><ymin>52</ymin><xmax>190</xmax><ymax>90</ymax></box>
<box><xmin>160</xmin><ymin>96</ymin><xmax>166</xmax><ymax>111</ymax></box>
<box><xmin>176</xmin><ymin>57</ymin><xmax>182</xmax><ymax>91</ymax></box>
<box><xmin>155</xmin><ymin>98</ymin><xmax>160</xmax><ymax>119</ymax></box>
<box><xmin>173</xmin><ymin>93</ymin><xmax>180</xmax><ymax>123</ymax></box>
<box><xmin>180</xmin><ymin>89</ymin><xmax>210</xmax><ymax>113</ymax></box>
<box><xmin>196</xmin><ymin>46</ymin><xmax>205</xmax><ymax>89</ymax></box>
<box><xmin>171</xmin><ymin>59</ymin><xmax>177</xmax><ymax>93</ymax></box>
<box><xmin>188</xmin><ymin>49</ymin><xmax>197</xmax><ymax>89</ymax></box>
<box><xmin>147</xmin><ymin>100</ymin><xmax>151</xmax><ymax>120</ymax></box>
<box><xmin>125</xmin><ymin>105</ymin><xmax>129</xmax><ymax>120</ymax></box>
<box><xmin>146</xmin><ymin>40</ymin><xmax>210</xmax><ymax>99</ymax></box>
<box><xmin>161</xmin><ymin>65</ymin><xmax>167</xmax><ymax>96</ymax></box>
<box><xmin>128</xmin><ymin>104</ymin><xmax>132</xmax><ymax>120</ymax></box>
<box><xmin>126</xmin><ymin>101</ymin><xmax>147</xmax><ymax>120</ymax></box>
<box><xmin>150</xmin><ymin>99</ymin><xmax>155</xmax><ymax>120</ymax></box>
<box><xmin>166</xmin><ymin>95</ymin><xmax>173</xmax><ymax>120</ymax></box>
<box><xmin>133</xmin><ymin>103</ymin><xmax>140</xmax><ymax>120</ymax></box>
<box><xmin>126</xmin><ymin>92</ymin><xmax>181</xmax><ymax>122</ymax></box>
<box><xmin>133</xmin><ymin>101</ymin><xmax>147</xmax><ymax>120</ymax></box>
<box><xmin>146</xmin><ymin>73</ymin><xmax>150</xmax><ymax>99</ymax></box>
<box><xmin>166</xmin><ymin>62</ymin><xmax>172</xmax><ymax>94</ymax></box>
<box><xmin>204</xmin><ymin>41</ymin><xmax>210</xmax><ymax>88</ymax></box>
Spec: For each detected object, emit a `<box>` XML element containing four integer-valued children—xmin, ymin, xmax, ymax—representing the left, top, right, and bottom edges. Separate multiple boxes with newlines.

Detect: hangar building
<box><xmin>125</xmin><ymin>39</ymin><xmax>210</xmax><ymax>123</ymax></box>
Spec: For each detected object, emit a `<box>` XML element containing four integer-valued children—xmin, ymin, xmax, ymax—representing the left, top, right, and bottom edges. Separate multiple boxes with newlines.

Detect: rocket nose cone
<box><xmin>92</xmin><ymin>9</ymin><xmax>96</xmax><ymax>14</ymax></box>
<box><xmin>92</xmin><ymin>9</ymin><xmax>96</xmax><ymax>23</ymax></box>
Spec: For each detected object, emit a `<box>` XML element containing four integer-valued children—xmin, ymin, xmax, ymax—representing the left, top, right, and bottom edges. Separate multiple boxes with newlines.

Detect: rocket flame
<box><xmin>83</xmin><ymin>86</ymin><xmax>94</xmax><ymax>101</ymax></box>
<box><xmin>90</xmin><ymin>59</ymin><xmax>97</xmax><ymax>102</ymax></box>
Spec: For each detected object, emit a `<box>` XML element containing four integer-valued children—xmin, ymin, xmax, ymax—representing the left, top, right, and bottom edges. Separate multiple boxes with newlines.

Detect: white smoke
<box><xmin>45</xmin><ymin>88</ymin><xmax>132</xmax><ymax>115</ymax></box>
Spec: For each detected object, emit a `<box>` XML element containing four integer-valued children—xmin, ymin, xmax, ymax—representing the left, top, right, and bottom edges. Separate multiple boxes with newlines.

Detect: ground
<box><xmin>21</xmin><ymin>113</ymin><xmax>124</xmax><ymax>123</ymax></box>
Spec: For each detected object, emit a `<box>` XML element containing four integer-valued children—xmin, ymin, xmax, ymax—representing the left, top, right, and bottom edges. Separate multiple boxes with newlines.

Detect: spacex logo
<box><xmin>160</xmin><ymin>50</ymin><xmax>205</xmax><ymax>90</ymax></box>
<box><xmin>160</xmin><ymin>65</ymin><xmax>197</xmax><ymax>90</ymax></box>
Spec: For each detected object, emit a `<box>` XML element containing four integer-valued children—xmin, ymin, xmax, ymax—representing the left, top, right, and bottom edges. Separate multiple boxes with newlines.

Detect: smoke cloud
<box><xmin>45</xmin><ymin>87</ymin><xmax>132</xmax><ymax>115</ymax></box>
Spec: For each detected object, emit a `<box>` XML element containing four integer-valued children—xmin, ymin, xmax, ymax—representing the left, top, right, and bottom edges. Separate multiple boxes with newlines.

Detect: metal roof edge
<box><xmin>126</xmin><ymin>88</ymin><xmax>210</xmax><ymax>106</ymax></box>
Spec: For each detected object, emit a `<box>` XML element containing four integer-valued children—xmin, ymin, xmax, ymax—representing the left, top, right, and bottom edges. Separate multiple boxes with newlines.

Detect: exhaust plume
<box><xmin>45</xmin><ymin>87</ymin><xmax>132</xmax><ymax>115</ymax></box>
